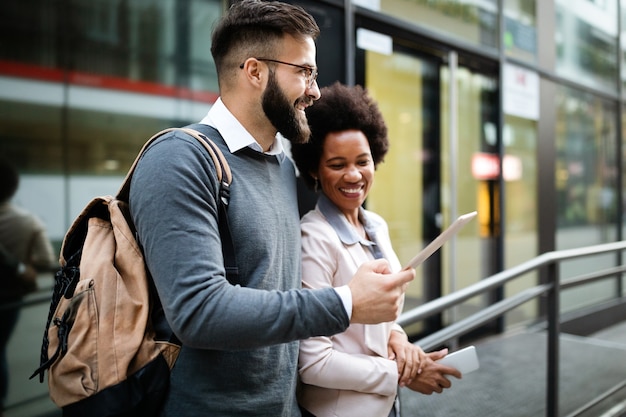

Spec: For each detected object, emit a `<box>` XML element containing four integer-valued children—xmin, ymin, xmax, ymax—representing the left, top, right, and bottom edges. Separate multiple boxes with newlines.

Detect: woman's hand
<box><xmin>387</xmin><ymin>330</ymin><xmax>426</xmax><ymax>387</ymax></box>
<box><xmin>406</xmin><ymin>348</ymin><xmax>462</xmax><ymax>394</ymax></box>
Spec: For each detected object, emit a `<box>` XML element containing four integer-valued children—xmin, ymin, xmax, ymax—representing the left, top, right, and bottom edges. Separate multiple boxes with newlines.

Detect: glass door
<box><xmin>358</xmin><ymin>35</ymin><xmax>500</xmax><ymax>338</ymax></box>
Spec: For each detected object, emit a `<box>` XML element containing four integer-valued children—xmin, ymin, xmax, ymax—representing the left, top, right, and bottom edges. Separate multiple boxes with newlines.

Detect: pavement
<box><xmin>399</xmin><ymin>321</ymin><xmax>626</xmax><ymax>417</ymax></box>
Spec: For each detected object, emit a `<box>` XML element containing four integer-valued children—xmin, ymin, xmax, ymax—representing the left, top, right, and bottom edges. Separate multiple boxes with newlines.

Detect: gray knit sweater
<box><xmin>129</xmin><ymin>124</ymin><xmax>349</xmax><ymax>417</ymax></box>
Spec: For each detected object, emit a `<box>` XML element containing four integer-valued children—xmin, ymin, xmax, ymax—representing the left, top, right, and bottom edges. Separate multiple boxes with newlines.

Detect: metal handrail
<box><xmin>397</xmin><ymin>240</ymin><xmax>626</xmax><ymax>417</ymax></box>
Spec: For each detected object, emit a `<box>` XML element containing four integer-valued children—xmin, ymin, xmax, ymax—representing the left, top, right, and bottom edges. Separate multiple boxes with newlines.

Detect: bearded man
<box><xmin>129</xmin><ymin>1</ymin><xmax>415</xmax><ymax>416</ymax></box>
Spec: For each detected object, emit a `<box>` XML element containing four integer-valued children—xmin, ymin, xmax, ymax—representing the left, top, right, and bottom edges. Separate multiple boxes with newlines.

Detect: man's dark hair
<box><xmin>211</xmin><ymin>0</ymin><xmax>320</xmax><ymax>81</ymax></box>
<box><xmin>0</xmin><ymin>156</ymin><xmax>19</xmax><ymax>203</ymax></box>
<box><xmin>291</xmin><ymin>82</ymin><xmax>389</xmax><ymax>190</ymax></box>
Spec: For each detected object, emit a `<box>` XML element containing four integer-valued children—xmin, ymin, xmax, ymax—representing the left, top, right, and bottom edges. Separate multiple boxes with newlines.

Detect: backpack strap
<box><xmin>116</xmin><ymin>127</ymin><xmax>238</xmax><ymax>281</ymax></box>
<box><xmin>178</xmin><ymin>128</ymin><xmax>238</xmax><ymax>282</ymax></box>
<box><xmin>116</xmin><ymin>127</ymin><xmax>231</xmax><ymax>202</ymax></box>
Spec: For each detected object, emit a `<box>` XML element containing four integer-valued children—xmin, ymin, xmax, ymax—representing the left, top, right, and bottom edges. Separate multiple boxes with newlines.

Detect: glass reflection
<box><xmin>555</xmin><ymin>0</ymin><xmax>618</xmax><ymax>92</ymax></box>
<box><xmin>376</xmin><ymin>0</ymin><xmax>498</xmax><ymax>50</ymax></box>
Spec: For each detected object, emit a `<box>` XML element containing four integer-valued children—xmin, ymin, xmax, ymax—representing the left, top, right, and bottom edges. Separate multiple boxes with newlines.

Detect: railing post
<box><xmin>546</xmin><ymin>262</ymin><xmax>560</xmax><ymax>417</ymax></box>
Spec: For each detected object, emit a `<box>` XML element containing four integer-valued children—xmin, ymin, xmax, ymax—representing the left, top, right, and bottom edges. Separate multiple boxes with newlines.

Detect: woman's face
<box><xmin>316</xmin><ymin>129</ymin><xmax>375</xmax><ymax>219</ymax></box>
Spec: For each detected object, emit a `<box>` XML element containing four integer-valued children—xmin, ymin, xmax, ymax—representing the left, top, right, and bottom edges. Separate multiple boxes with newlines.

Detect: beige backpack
<box><xmin>30</xmin><ymin>127</ymin><xmax>235</xmax><ymax>417</ymax></box>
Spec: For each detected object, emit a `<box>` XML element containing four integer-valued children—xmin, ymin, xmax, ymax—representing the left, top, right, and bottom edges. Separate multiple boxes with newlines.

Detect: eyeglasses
<box><xmin>240</xmin><ymin>58</ymin><xmax>318</xmax><ymax>88</ymax></box>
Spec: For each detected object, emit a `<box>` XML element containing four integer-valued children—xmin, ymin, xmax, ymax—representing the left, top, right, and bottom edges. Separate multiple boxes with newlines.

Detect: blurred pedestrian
<box><xmin>0</xmin><ymin>156</ymin><xmax>56</xmax><ymax>415</ymax></box>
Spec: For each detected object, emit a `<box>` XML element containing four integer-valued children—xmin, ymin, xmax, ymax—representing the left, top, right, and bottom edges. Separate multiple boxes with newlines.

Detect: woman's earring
<box><xmin>313</xmin><ymin>177</ymin><xmax>319</xmax><ymax>193</ymax></box>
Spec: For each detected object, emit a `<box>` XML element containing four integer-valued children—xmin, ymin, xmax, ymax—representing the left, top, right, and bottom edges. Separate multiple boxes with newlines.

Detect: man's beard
<box><xmin>262</xmin><ymin>71</ymin><xmax>311</xmax><ymax>144</ymax></box>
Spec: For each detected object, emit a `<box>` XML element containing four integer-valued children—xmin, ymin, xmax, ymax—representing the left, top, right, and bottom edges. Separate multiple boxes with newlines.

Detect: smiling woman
<box><xmin>290</xmin><ymin>82</ymin><xmax>460</xmax><ymax>417</ymax></box>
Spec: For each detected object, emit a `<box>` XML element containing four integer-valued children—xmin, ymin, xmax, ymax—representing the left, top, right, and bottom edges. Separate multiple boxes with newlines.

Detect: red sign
<box><xmin>472</xmin><ymin>152</ymin><xmax>522</xmax><ymax>181</ymax></box>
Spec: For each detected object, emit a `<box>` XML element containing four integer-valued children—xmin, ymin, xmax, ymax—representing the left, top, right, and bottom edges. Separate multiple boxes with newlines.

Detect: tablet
<box><xmin>402</xmin><ymin>211</ymin><xmax>477</xmax><ymax>270</ymax></box>
<box><xmin>437</xmin><ymin>345</ymin><xmax>480</xmax><ymax>374</ymax></box>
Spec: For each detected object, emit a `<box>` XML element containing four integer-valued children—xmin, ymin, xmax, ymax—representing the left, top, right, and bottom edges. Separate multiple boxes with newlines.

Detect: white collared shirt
<box><xmin>199</xmin><ymin>98</ymin><xmax>285</xmax><ymax>159</ymax></box>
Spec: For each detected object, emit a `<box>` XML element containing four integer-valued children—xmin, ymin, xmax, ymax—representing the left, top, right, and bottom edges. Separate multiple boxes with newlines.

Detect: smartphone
<box><xmin>437</xmin><ymin>345</ymin><xmax>480</xmax><ymax>374</ymax></box>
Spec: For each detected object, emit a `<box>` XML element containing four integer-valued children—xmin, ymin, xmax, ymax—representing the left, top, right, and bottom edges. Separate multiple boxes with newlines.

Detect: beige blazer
<box><xmin>298</xmin><ymin>206</ymin><xmax>404</xmax><ymax>417</ymax></box>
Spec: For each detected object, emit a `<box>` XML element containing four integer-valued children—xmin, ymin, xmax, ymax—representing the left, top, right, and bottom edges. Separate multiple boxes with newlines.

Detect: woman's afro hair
<box><xmin>291</xmin><ymin>82</ymin><xmax>389</xmax><ymax>190</ymax></box>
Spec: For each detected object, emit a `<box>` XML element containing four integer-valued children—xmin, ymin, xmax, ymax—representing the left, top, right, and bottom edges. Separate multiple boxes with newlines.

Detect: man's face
<box><xmin>261</xmin><ymin>70</ymin><xmax>312</xmax><ymax>144</ymax></box>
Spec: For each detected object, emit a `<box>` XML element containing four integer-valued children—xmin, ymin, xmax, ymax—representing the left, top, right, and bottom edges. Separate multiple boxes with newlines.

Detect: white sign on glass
<box><xmin>503</xmin><ymin>63</ymin><xmax>539</xmax><ymax>121</ymax></box>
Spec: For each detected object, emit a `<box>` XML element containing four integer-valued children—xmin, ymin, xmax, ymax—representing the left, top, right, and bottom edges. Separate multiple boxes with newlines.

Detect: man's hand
<box><xmin>406</xmin><ymin>348</ymin><xmax>462</xmax><ymax>395</ymax></box>
<box><xmin>348</xmin><ymin>259</ymin><xmax>414</xmax><ymax>324</ymax></box>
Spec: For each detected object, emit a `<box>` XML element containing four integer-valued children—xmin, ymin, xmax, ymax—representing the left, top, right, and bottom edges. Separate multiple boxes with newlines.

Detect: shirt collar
<box><xmin>199</xmin><ymin>97</ymin><xmax>285</xmax><ymax>161</ymax></box>
<box><xmin>317</xmin><ymin>193</ymin><xmax>380</xmax><ymax>249</ymax></box>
